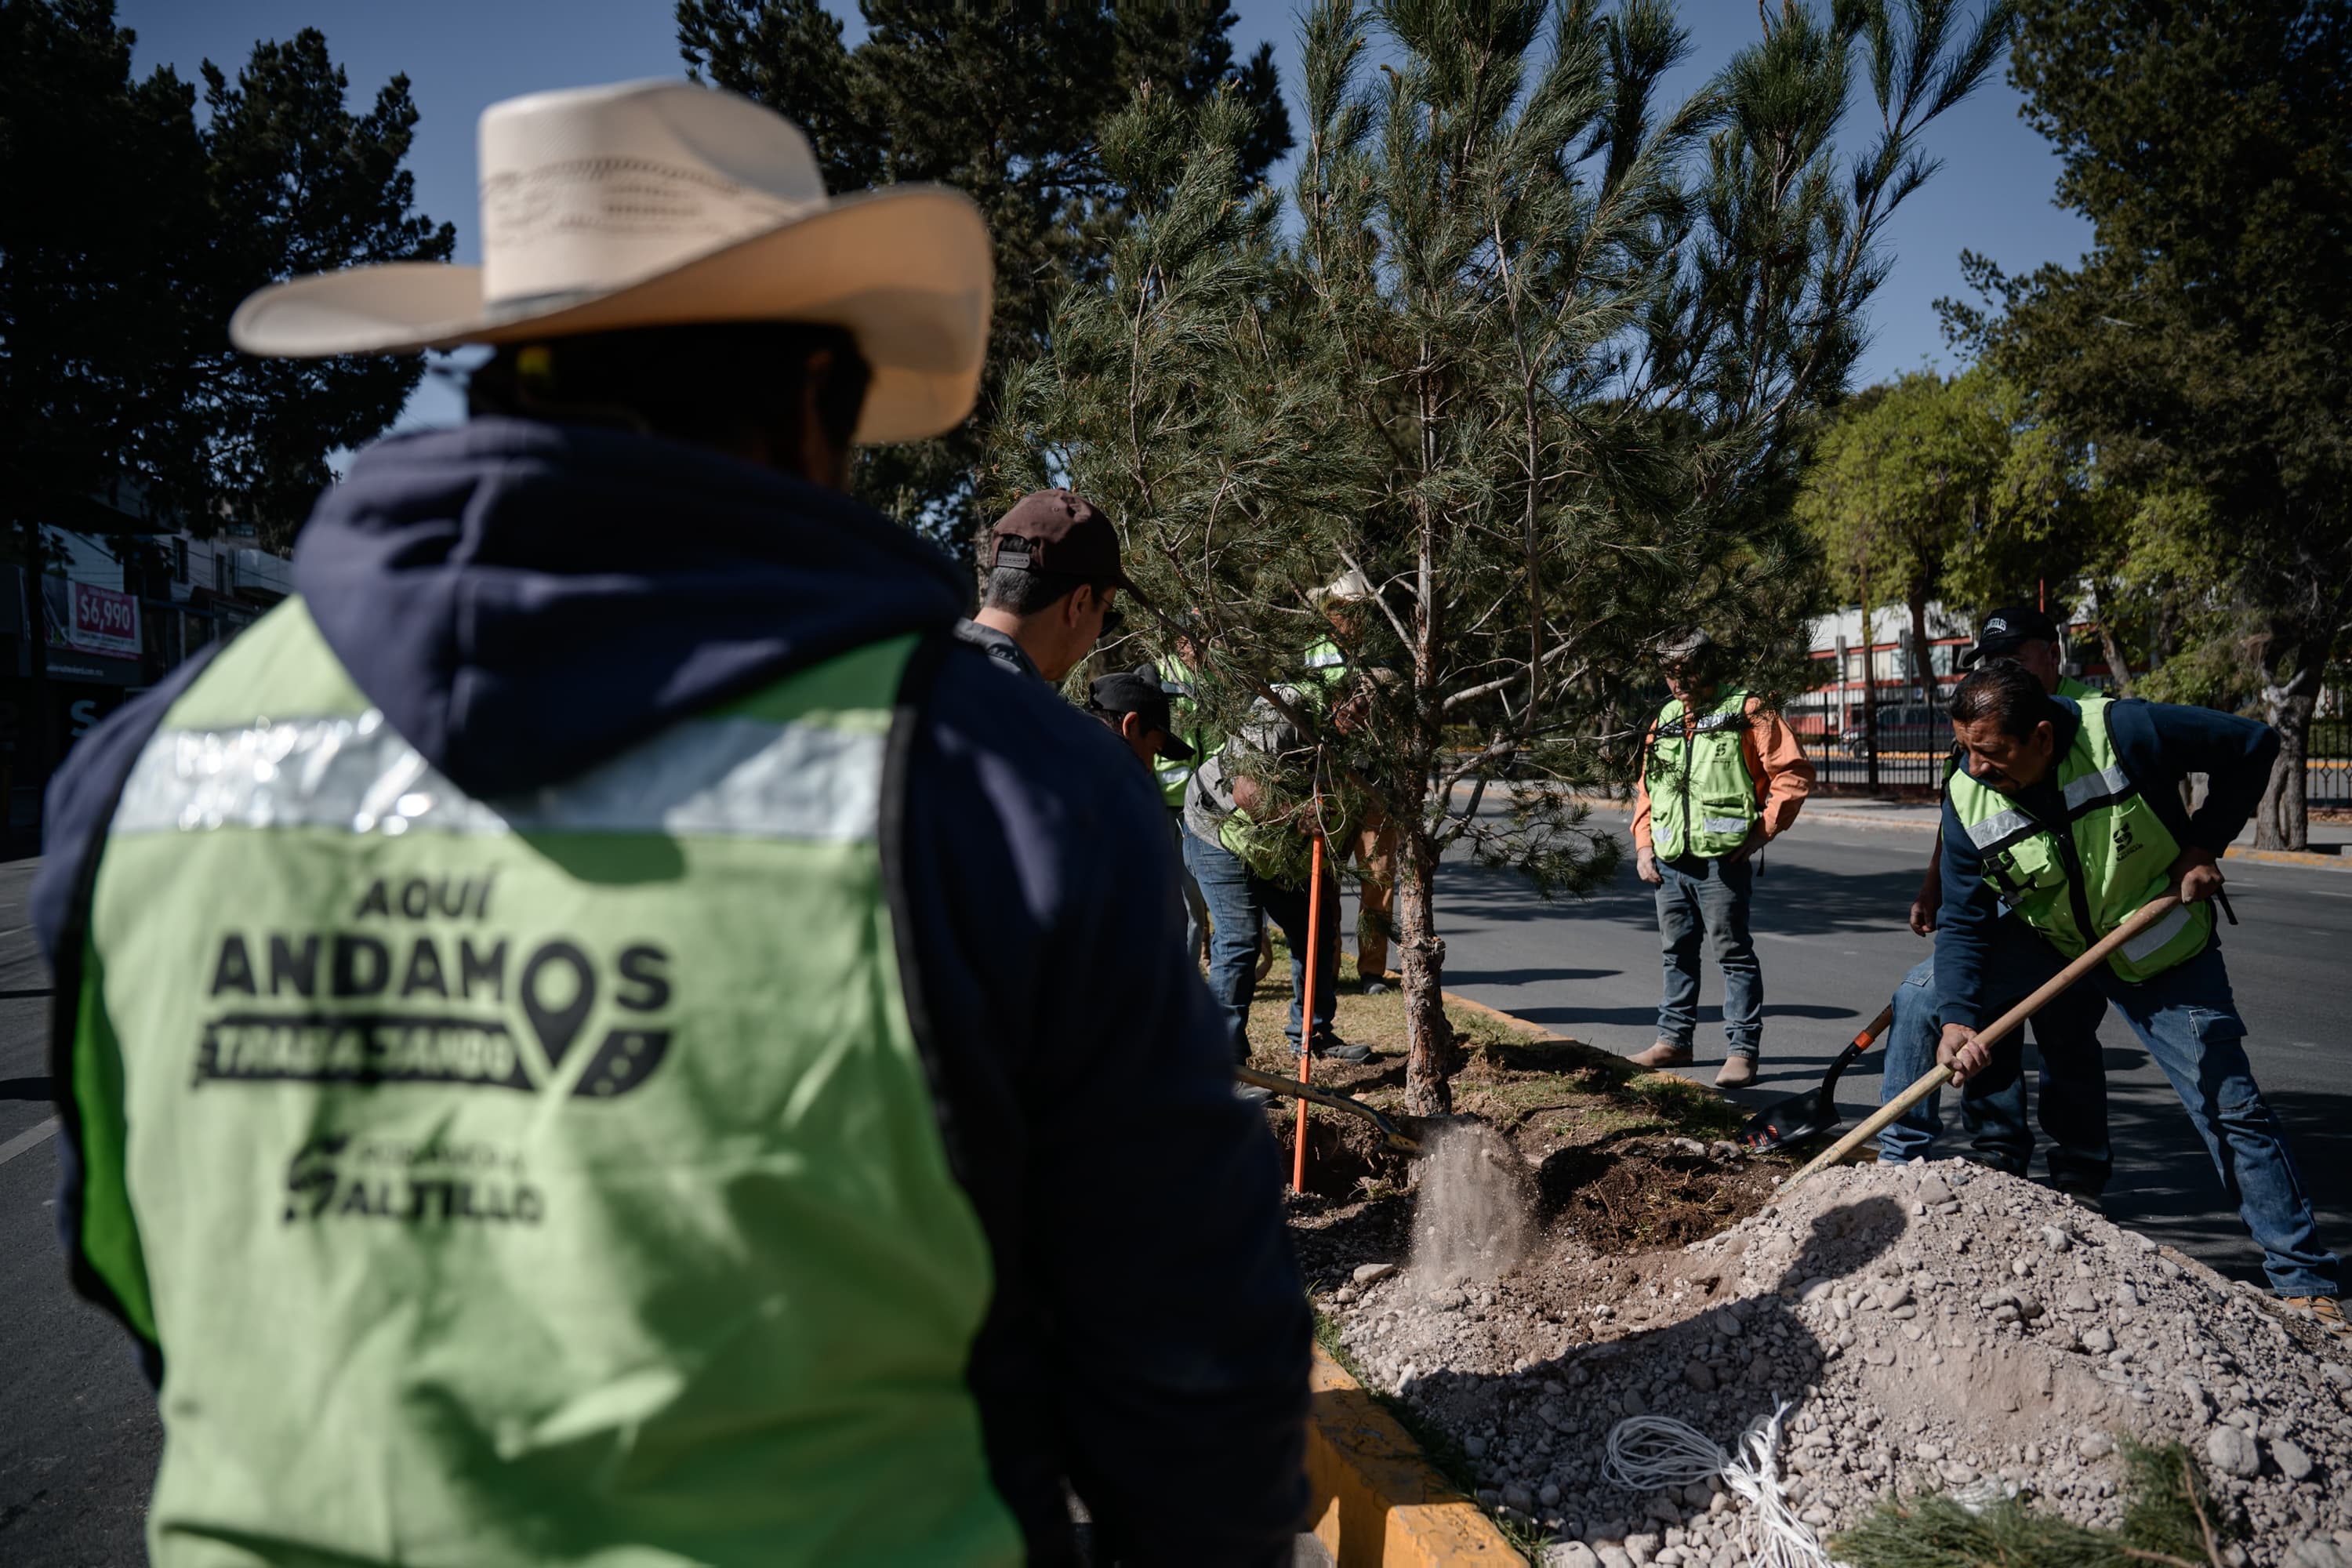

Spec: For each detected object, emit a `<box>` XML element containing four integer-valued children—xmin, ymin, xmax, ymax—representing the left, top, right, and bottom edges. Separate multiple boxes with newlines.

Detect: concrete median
<box><xmin>1305</xmin><ymin>1345</ymin><xmax>1526</xmax><ymax>1566</ymax></box>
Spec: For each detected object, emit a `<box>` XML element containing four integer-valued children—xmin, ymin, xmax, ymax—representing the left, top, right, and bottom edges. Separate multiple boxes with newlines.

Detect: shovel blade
<box><xmin>1738</xmin><ymin>1087</ymin><xmax>1841</xmax><ymax>1154</ymax></box>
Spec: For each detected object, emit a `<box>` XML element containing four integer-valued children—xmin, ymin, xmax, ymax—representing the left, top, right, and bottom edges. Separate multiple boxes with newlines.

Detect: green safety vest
<box><xmin>1201</xmin><ymin>641</ymin><xmax>1347</xmax><ymax>874</ymax></box>
<box><xmin>1945</xmin><ymin>695</ymin><xmax>2212</xmax><ymax>985</ymax></box>
<box><xmin>2055</xmin><ymin>673</ymin><xmax>2096</xmax><ymax>700</ymax></box>
<box><xmin>1155</xmin><ymin>653</ymin><xmax>1214</xmax><ymax>811</ymax></box>
<box><xmin>1643</xmin><ymin>691</ymin><xmax>1759</xmax><ymax>861</ymax></box>
<box><xmin>57</xmin><ymin>602</ymin><xmax>1022</xmax><ymax>1567</ymax></box>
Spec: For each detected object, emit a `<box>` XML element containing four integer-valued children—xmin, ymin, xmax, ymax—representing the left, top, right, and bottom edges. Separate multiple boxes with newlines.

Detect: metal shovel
<box><xmin>1236</xmin><ymin>1065</ymin><xmax>1424</xmax><ymax>1154</ymax></box>
<box><xmin>1735</xmin><ymin>1002</ymin><xmax>1897</xmax><ymax>1154</ymax></box>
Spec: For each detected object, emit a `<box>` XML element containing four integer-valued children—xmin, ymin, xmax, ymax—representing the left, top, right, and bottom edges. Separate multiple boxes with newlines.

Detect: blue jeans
<box><xmin>1876</xmin><ymin>921</ymin><xmax>2111</xmax><ymax>1191</ymax></box>
<box><xmin>1654</xmin><ymin>855</ymin><xmax>1762</xmax><ymax>1058</ymax></box>
<box><xmin>1182</xmin><ymin>822</ymin><xmax>1338</xmax><ymax>1061</ymax></box>
<box><xmin>1170</xmin><ymin>809</ymin><xmax>1208</xmax><ymax>967</ymax></box>
<box><xmin>1889</xmin><ymin>927</ymin><xmax>2336</xmax><ymax>1298</ymax></box>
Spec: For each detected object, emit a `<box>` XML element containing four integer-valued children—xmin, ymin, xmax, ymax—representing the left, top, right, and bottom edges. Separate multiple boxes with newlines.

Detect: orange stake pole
<box><xmin>1294</xmin><ymin>824</ymin><xmax>1326</xmax><ymax>1195</ymax></box>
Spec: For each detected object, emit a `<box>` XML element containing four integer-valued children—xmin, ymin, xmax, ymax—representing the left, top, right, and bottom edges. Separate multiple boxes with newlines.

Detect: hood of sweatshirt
<box><xmin>290</xmin><ymin>417</ymin><xmax>967</xmax><ymax>797</ymax></box>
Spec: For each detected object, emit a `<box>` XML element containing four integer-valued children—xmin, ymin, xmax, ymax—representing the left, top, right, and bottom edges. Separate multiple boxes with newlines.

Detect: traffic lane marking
<box><xmin>0</xmin><ymin>1116</ymin><xmax>58</xmax><ymax>1168</ymax></box>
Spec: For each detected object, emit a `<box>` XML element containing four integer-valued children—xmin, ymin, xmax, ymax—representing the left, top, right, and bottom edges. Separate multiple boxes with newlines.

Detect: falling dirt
<box><xmin>1410</xmin><ymin>1120</ymin><xmax>1534</xmax><ymax>1287</ymax></box>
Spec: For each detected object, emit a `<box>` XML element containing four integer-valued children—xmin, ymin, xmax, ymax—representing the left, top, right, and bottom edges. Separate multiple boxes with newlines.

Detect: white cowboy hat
<box><xmin>229</xmin><ymin>79</ymin><xmax>993</xmax><ymax>445</ymax></box>
<box><xmin>1316</xmin><ymin>568</ymin><xmax>1376</xmax><ymax>606</ymax></box>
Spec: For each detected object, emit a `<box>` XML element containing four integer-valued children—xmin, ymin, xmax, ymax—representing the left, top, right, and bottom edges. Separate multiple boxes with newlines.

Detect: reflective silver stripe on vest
<box><xmin>1661</xmin><ymin>710</ymin><xmax>1742</xmax><ymax>740</ymax></box>
<box><xmin>1965</xmin><ymin>808</ymin><xmax>2036</xmax><ymax>851</ymax></box>
<box><xmin>1702</xmin><ymin>815</ymin><xmax>1749</xmax><ymax>835</ymax></box>
<box><xmin>2063</xmin><ymin>764</ymin><xmax>2132</xmax><ymax>814</ymax></box>
<box><xmin>2119</xmin><ymin>901</ymin><xmax>2193</xmax><ymax>964</ymax></box>
<box><xmin>111</xmin><ymin>711</ymin><xmax>884</xmax><ymax>843</ymax></box>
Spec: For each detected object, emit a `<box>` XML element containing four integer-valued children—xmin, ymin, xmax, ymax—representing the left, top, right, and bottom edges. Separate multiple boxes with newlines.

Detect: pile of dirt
<box><xmin>1306</xmin><ymin>1158</ymin><xmax>2352</xmax><ymax>1568</ymax></box>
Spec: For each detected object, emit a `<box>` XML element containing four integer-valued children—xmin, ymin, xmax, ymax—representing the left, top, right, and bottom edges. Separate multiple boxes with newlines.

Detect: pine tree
<box><xmin>1002</xmin><ymin>0</ymin><xmax>2009</xmax><ymax>1116</ymax></box>
<box><xmin>1835</xmin><ymin>1439</ymin><xmax>2239</xmax><ymax>1568</ymax></box>
<box><xmin>677</xmin><ymin>0</ymin><xmax>1292</xmax><ymax>561</ymax></box>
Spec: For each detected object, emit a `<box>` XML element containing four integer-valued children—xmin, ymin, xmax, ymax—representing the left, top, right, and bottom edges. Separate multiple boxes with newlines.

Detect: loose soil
<box><xmin>1259</xmin><ymin>971</ymin><xmax>2351</xmax><ymax>1568</ymax></box>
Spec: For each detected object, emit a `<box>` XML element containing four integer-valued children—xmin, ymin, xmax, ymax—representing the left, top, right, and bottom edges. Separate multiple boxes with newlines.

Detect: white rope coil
<box><xmin>1603</xmin><ymin>1403</ymin><xmax>1837</xmax><ymax>1568</ymax></box>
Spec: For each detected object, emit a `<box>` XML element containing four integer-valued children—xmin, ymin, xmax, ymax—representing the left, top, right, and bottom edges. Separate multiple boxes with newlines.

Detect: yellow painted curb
<box><xmin>2224</xmin><ymin>845</ymin><xmax>2352</xmax><ymax>871</ymax></box>
<box><xmin>1306</xmin><ymin>1345</ymin><xmax>1527</xmax><ymax>1566</ymax></box>
<box><xmin>1442</xmin><ymin>990</ymin><xmax>1569</xmax><ymax>1042</ymax></box>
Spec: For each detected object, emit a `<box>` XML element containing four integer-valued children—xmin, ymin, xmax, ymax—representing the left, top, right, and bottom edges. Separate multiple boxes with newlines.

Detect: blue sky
<box><xmin>124</xmin><ymin>0</ymin><xmax>2091</xmax><ymax>435</ymax></box>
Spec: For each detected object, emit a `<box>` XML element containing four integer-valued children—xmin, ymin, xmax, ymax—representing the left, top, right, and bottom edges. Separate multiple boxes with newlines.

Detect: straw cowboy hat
<box><xmin>229</xmin><ymin>80</ymin><xmax>993</xmax><ymax>444</ymax></box>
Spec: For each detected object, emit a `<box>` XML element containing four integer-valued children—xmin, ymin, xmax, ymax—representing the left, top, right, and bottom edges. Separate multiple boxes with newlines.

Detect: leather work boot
<box><xmin>1715</xmin><ymin>1055</ymin><xmax>1759</xmax><ymax>1089</ymax></box>
<box><xmin>1300</xmin><ymin>1032</ymin><xmax>1374</xmax><ymax>1065</ymax></box>
<box><xmin>2283</xmin><ymin>1295</ymin><xmax>2351</xmax><ymax>1339</ymax></box>
<box><xmin>1629</xmin><ymin>1041</ymin><xmax>1693</xmax><ymax>1069</ymax></box>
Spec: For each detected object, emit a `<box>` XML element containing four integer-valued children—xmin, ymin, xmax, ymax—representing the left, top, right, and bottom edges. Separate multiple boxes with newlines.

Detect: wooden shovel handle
<box><xmin>1852</xmin><ymin>1002</ymin><xmax>1896</xmax><ymax>1051</ymax></box>
<box><xmin>1784</xmin><ymin>895</ymin><xmax>2183</xmax><ymax>1187</ymax></box>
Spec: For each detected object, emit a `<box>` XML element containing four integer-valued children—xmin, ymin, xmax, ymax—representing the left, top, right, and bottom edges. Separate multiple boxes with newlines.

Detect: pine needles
<box><xmin>1835</xmin><ymin>1439</ymin><xmax>2238</xmax><ymax>1568</ymax></box>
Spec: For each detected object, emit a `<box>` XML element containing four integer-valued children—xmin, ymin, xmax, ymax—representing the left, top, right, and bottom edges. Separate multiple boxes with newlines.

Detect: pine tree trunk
<box><xmin>1396</xmin><ymin>812</ymin><xmax>1454</xmax><ymax>1118</ymax></box>
<box><xmin>1401</xmin><ymin>338</ymin><xmax>1455</xmax><ymax>1118</ymax></box>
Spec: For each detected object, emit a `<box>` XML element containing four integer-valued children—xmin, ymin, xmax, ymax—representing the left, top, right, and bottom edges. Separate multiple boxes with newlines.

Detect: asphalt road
<box><xmin>0</xmin><ymin>858</ymin><xmax>158</xmax><ymax>1566</ymax></box>
<box><xmin>1410</xmin><ymin>806</ymin><xmax>2352</xmax><ymax>1292</ymax></box>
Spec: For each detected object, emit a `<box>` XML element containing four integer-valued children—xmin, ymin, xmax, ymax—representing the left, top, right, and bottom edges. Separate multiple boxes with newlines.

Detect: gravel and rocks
<box><xmin>1305</xmin><ymin>1159</ymin><xmax>2352</xmax><ymax>1566</ymax></box>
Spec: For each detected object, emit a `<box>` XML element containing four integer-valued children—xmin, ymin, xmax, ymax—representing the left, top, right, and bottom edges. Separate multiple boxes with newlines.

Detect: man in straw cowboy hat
<box><xmin>1305</xmin><ymin>568</ymin><xmax>1400</xmax><ymax>992</ymax></box>
<box><xmin>34</xmin><ymin>82</ymin><xmax>1307</xmax><ymax>1566</ymax></box>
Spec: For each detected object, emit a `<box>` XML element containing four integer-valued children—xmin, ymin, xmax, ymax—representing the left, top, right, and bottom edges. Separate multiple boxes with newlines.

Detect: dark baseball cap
<box><xmin>1960</xmin><ymin>604</ymin><xmax>2060</xmax><ymax>667</ymax></box>
<box><xmin>1087</xmin><ymin>664</ymin><xmax>1195</xmax><ymax>760</ymax></box>
<box><xmin>989</xmin><ymin>489</ymin><xmax>1137</xmax><ymax>592</ymax></box>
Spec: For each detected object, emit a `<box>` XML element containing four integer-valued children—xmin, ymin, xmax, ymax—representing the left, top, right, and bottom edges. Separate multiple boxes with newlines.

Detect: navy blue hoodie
<box><xmin>35</xmin><ymin>419</ymin><xmax>1309</xmax><ymax>1566</ymax></box>
<box><xmin>1933</xmin><ymin>694</ymin><xmax>2279</xmax><ymax>1025</ymax></box>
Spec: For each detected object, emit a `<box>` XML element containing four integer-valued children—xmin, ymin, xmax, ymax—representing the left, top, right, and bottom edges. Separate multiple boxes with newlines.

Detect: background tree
<box><xmin>1796</xmin><ymin>372</ymin><xmax>2005</xmax><ymax>739</ymax></box>
<box><xmin>191</xmin><ymin>31</ymin><xmax>454</xmax><ymax>548</ymax></box>
<box><xmin>0</xmin><ymin>1</ymin><xmax>452</xmax><ymax>551</ymax></box>
<box><xmin>678</xmin><ymin>0</ymin><xmax>1292</xmax><ymax>561</ymax></box>
<box><xmin>1942</xmin><ymin>0</ymin><xmax>2352</xmax><ymax>849</ymax></box>
<box><xmin>1003</xmin><ymin>0</ymin><xmax>2009</xmax><ymax>1116</ymax></box>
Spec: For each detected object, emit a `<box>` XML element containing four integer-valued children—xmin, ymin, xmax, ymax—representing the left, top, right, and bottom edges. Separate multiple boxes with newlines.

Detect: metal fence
<box><xmin>1786</xmin><ymin>686</ymin><xmax>1951</xmax><ymax>797</ymax></box>
<box><xmin>2314</xmin><ymin>712</ymin><xmax>2350</xmax><ymax>806</ymax></box>
<box><xmin>1785</xmin><ymin>680</ymin><xmax>2351</xmax><ymax>804</ymax></box>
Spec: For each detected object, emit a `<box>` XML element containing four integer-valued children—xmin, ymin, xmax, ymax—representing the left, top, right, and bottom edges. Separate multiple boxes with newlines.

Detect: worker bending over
<box><xmin>1926</xmin><ymin>661</ymin><xmax>2340</xmax><ymax>1330</ymax></box>
<box><xmin>1877</xmin><ymin>606</ymin><xmax>2109</xmax><ymax>1192</ymax></box>
<box><xmin>37</xmin><ymin>82</ymin><xmax>1308</xmax><ymax>1566</ymax></box>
